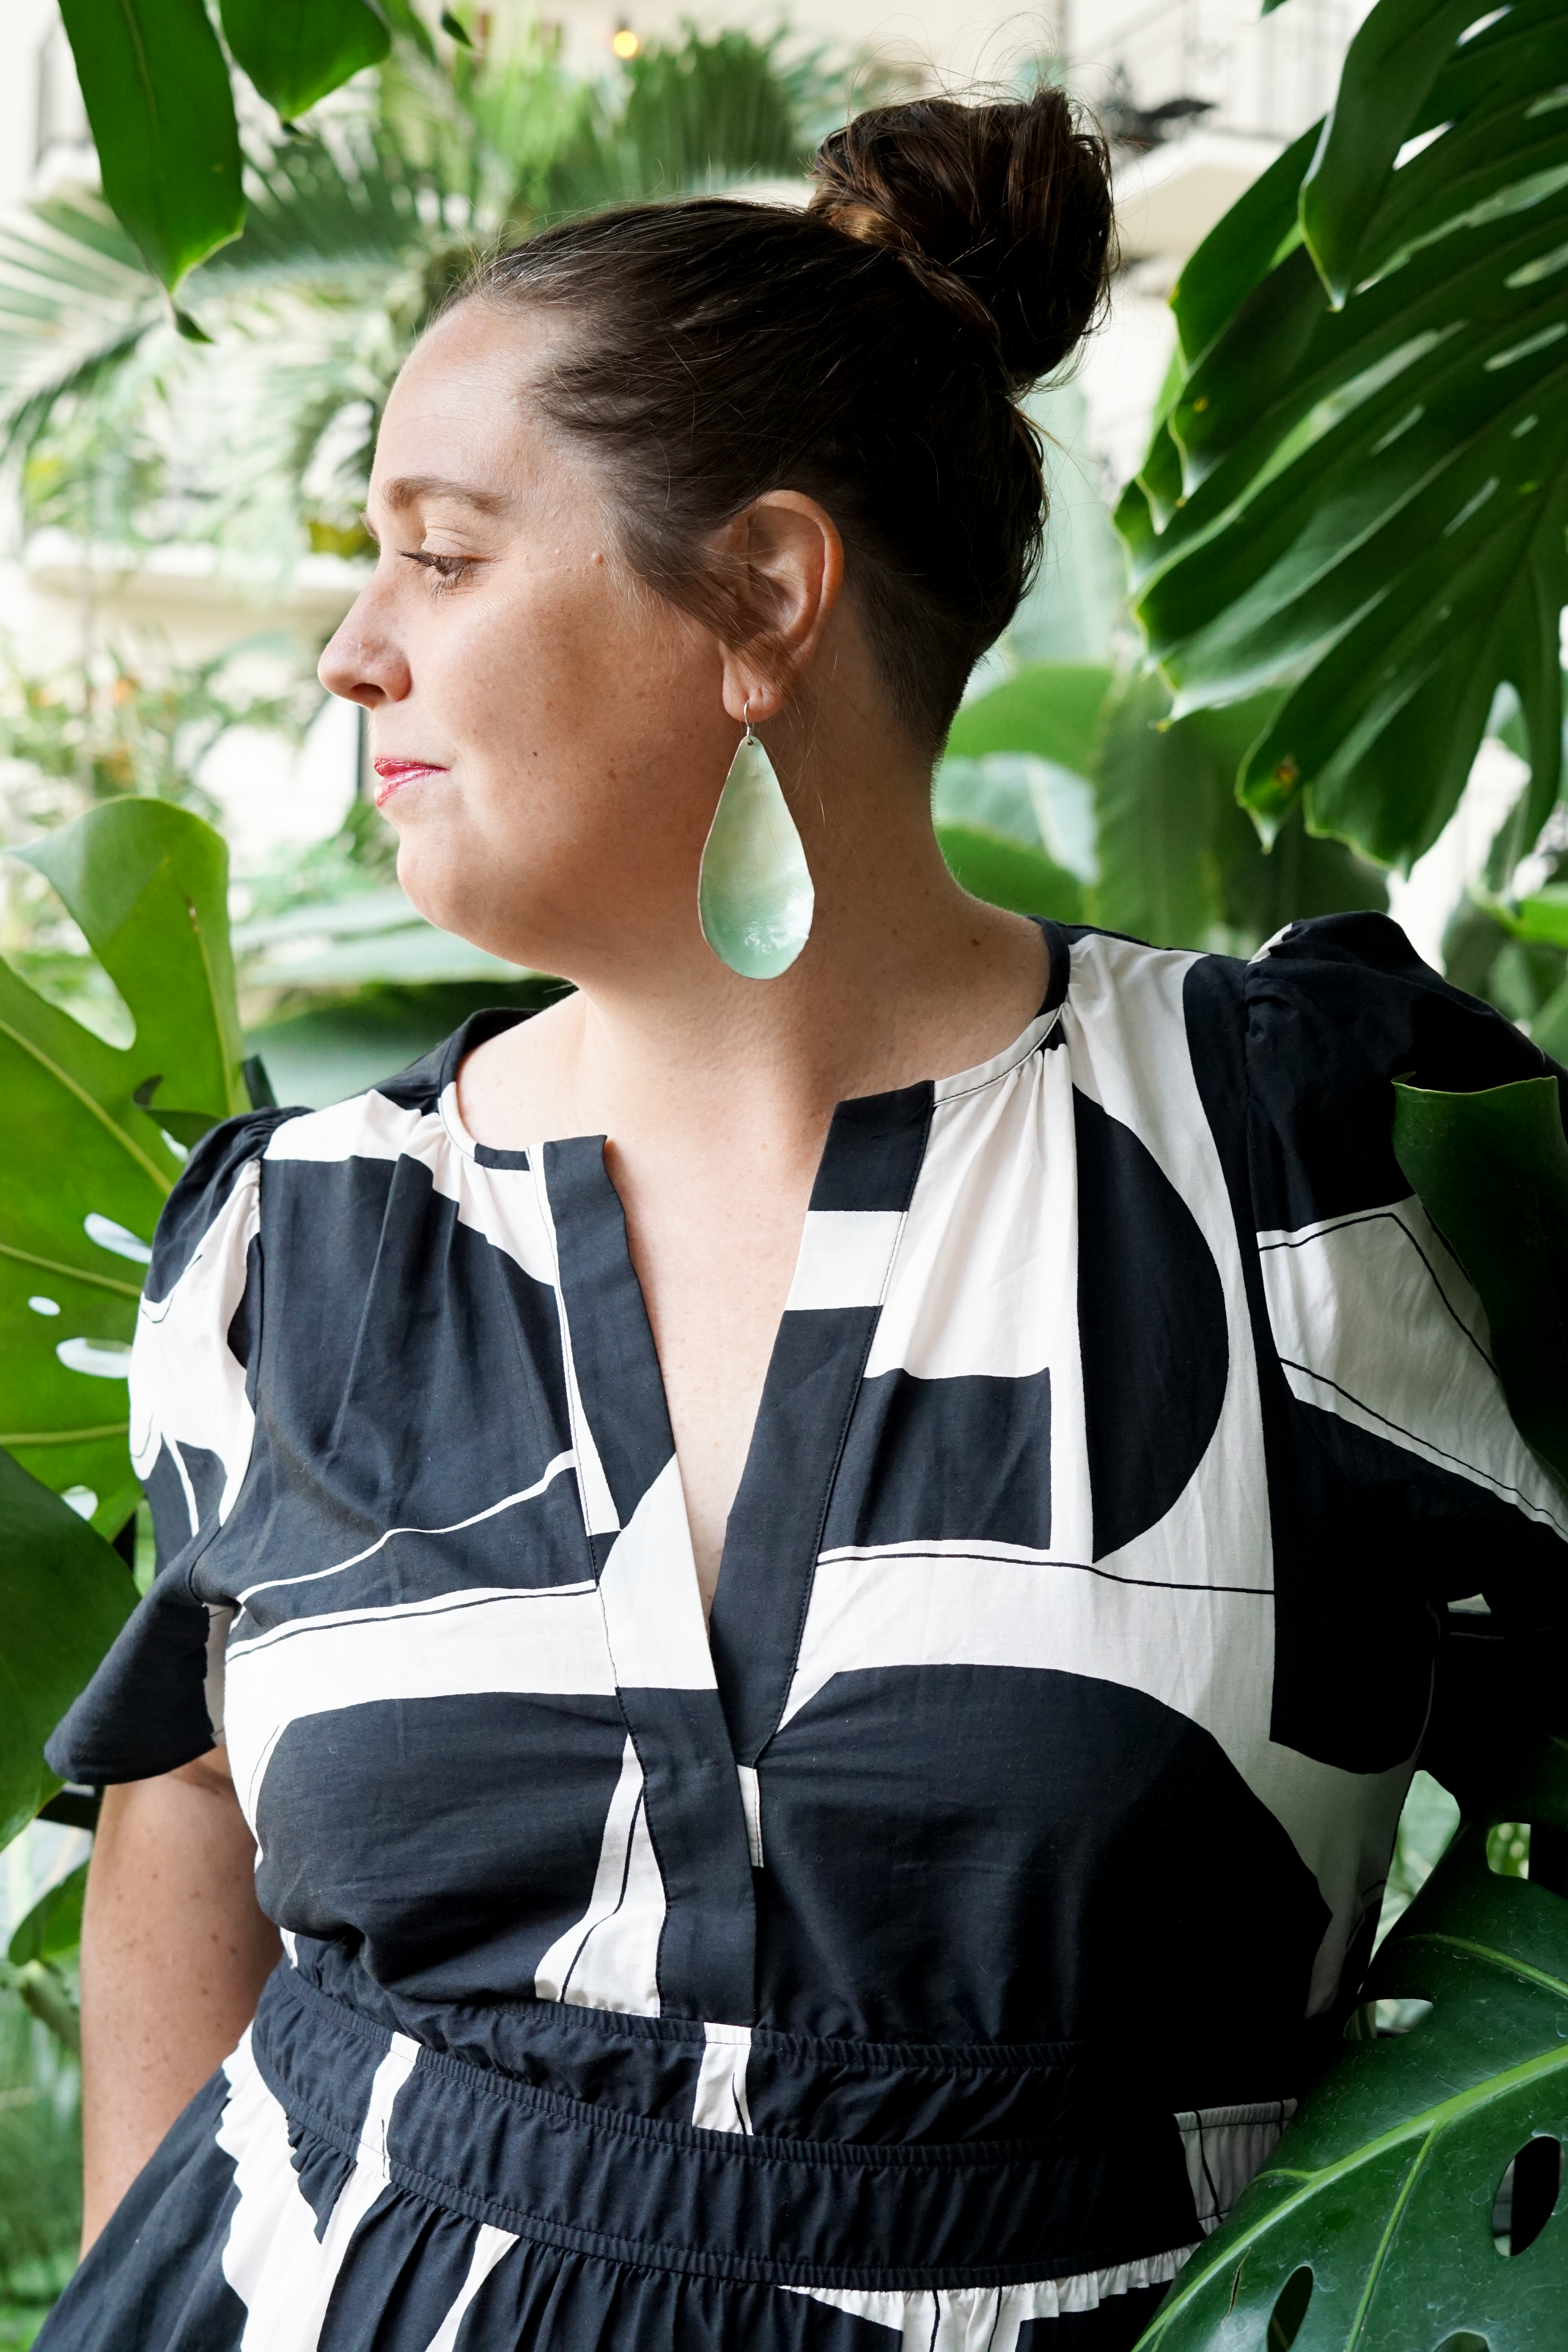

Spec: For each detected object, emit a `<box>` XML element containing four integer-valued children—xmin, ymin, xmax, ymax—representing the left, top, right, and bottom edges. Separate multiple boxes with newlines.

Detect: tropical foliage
<box><xmin>1</xmin><ymin>19</ymin><xmax>832</xmax><ymax>576</ymax></box>
<box><xmin>1116</xmin><ymin>0</ymin><xmax>1568</xmax><ymax>885</ymax></box>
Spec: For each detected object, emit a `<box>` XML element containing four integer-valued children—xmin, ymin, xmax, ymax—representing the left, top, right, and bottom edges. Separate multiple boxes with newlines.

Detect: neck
<box><xmin>539</xmin><ymin>757</ymin><xmax>1042</xmax><ymax>1149</ymax></box>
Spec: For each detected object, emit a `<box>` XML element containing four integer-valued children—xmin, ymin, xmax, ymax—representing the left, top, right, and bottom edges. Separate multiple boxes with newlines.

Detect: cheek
<box><xmin>388</xmin><ymin>578</ymin><xmax>722</xmax><ymax>943</ymax></box>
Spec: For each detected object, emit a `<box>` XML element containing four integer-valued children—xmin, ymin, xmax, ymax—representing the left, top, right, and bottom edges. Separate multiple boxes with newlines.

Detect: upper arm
<box><xmin>1244</xmin><ymin>914</ymin><xmax>1568</xmax><ymax>1618</ymax></box>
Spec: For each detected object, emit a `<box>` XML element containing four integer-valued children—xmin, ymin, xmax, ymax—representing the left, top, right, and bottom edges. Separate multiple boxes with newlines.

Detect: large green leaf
<box><xmin>7</xmin><ymin>1865</ymin><xmax>86</xmax><ymax>1970</ymax></box>
<box><xmin>1117</xmin><ymin>0</ymin><xmax>1568</xmax><ymax>873</ymax></box>
<box><xmin>0</xmin><ymin>801</ymin><xmax>247</xmax><ymax>1535</ymax></box>
<box><xmin>0</xmin><ymin>1452</ymin><xmax>132</xmax><ymax>1852</ymax></box>
<box><xmin>1136</xmin><ymin>1740</ymin><xmax>1568</xmax><ymax>2351</ymax></box>
<box><xmin>947</xmin><ymin>663</ymin><xmax>1113</xmax><ymax>778</ymax></box>
<box><xmin>57</xmin><ymin>0</ymin><xmax>245</xmax><ymax>294</ymax></box>
<box><xmin>935</xmin><ymin>825</ymin><xmax>1083</xmax><ymax>922</ymax></box>
<box><xmin>219</xmin><ymin>0</ymin><xmax>390</xmax><ymax>123</ymax></box>
<box><xmin>1391</xmin><ymin>1077</ymin><xmax>1568</xmax><ymax>1485</ymax></box>
<box><xmin>1093</xmin><ymin>674</ymin><xmax>1386</xmax><ymax>952</ymax></box>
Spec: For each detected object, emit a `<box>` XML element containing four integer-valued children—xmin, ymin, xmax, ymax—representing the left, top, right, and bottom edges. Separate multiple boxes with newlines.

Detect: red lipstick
<box><xmin>372</xmin><ymin>758</ymin><xmax>446</xmax><ymax>808</ymax></box>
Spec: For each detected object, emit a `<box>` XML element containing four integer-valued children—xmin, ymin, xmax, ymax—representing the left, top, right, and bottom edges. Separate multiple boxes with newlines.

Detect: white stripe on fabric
<box><xmin>930</xmin><ymin>1008</ymin><xmax>1060</xmax><ymax>1105</ymax></box>
<box><xmin>597</xmin><ymin>1454</ymin><xmax>716</xmax><ymax>1690</ymax></box>
<box><xmin>782</xmin><ymin>1550</ymin><xmax>1274</xmax><ymax>1730</ymax></box>
<box><xmin>130</xmin><ymin>1158</ymin><xmax>260</xmax><ymax>1523</ymax></box>
<box><xmin>216</xmin><ymin>2022</ymin><xmax>418</xmax><ymax>2351</ymax></box>
<box><xmin>692</xmin><ymin>2022</ymin><xmax>753</xmax><ymax>2134</ymax></box>
<box><xmin>864</xmin><ymin>1039</ymin><xmax>1075</xmax><ymax>1387</ymax></box>
<box><xmin>737</xmin><ymin>1764</ymin><xmax>764</xmax><ymax>1868</ymax></box>
<box><xmin>1173</xmin><ymin>2099</ymin><xmax>1296</xmax><ymax>2235</ymax></box>
<box><xmin>533</xmin><ymin>1736</ymin><xmax>665</xmax><ymax>2015</ymax></box>
<box><xmin>421</xmin><ymin>2223</ymin><xmax>519</xmax><ymax>2352</ymax></box>
<box><xmin>224</xmin><ymin>1586</ymin><xmax>613</xmax><ymax>1829</ymax></box>
<box><xmin>233</xmin><ymin>1452</ymin><xmax>578</xmax><ymax>1606</ymax></box>
<box><xmin>1258</xmin><ymin>1199</ymin><xmax>1568</xmax><ymax>1538</ymax></box>
<box><xmin>786</xmin><ymin>2245</ymin><xmax>1194</xmax><ymax>2349</ymax></box>
<box><xmin>784</xmin><ymin>1211</ymin><xmax>905</xmax><ymax>1312</ymax></box>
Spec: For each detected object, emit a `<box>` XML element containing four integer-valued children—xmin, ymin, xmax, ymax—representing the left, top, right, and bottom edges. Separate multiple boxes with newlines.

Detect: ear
<box><xmin>714</xmin><ymin>492</ymin><xmax>844</xmax><ymax>726</ymax></box>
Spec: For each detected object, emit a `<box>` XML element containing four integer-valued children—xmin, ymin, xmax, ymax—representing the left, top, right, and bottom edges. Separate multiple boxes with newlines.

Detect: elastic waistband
<box><xmin>254</xmin><ymin>1967</ymin><xmax>1202</xmax><ymax>2291</ymax></box>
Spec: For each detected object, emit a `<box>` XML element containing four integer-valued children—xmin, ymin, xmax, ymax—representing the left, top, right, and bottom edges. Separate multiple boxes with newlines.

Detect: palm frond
<box><xmin>0</xmin><ymin>192</ymin><xmax>164</xmax><ymax>450</ymax></box>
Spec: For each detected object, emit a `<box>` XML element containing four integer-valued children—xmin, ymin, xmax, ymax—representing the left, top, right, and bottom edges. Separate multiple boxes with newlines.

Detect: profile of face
<box><xmin>319</xmin><ymin>302</ymin><xmax>842</xmax><ymax>985</ymax></box>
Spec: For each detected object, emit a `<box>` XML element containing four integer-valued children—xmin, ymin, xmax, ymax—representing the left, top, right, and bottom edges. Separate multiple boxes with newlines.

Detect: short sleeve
<box><xmin>1244</xmin><ymin>912</ymin><xmax>1568</xmax><ymax>1633</ymax></box>
<box><xmin>45</xmin><ymin>1109</ymin><xmax>290</xmax><ymax>1785</ymax></box>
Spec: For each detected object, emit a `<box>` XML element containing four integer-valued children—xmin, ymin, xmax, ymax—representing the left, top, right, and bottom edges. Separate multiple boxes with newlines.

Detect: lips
<box><xmin>372</xmin><ymin>757</ymin><xmax>447</xmax><ymax>808</ymax></box>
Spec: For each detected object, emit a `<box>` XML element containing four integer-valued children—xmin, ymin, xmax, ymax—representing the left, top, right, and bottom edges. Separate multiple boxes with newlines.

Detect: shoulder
<box><xmin>146</xmin><ymin>1107</ymin><xmax>297</xmax><ymax>1303</ymax></box>
<box><xmin>1242</xmin><ymin>912</ymin><xmax>1557</xmax><ymax>1227</ymax></box>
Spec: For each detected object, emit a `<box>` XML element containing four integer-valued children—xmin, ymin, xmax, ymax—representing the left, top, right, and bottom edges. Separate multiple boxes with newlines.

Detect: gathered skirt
<box><xmin>39</xmin><ymin>1965</ymin><xmax>1211</xmax><ymax>2351</ymax></box>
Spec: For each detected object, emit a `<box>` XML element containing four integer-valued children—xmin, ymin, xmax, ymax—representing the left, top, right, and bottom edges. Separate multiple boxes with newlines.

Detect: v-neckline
<box><xmin>434</xmin><ymin>924</ymin><xmax>1073</xmax><ymax>1756</ymax></box>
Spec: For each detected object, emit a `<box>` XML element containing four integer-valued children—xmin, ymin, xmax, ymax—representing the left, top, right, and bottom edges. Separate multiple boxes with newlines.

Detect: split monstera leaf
<box><xmin>1133</xmin><ymin>1077</ymin><xmax>1568</xmax><ymax>2352</ymax></box>
<box><xmin>0</xmin><ymin>799</ymin><xmax>253</xmax><ymax>1846</ymax></box>
<box><xmin>1116</xmin><ymin>0</ymin><xmax>1568</xmax><ymax>879</ymax></box>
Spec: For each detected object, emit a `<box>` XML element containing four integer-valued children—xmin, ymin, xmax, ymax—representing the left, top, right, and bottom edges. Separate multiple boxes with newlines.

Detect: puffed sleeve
<box><xmin>45</xmin><ymin>1109</ymin><xmax>291</xmax><ymax>1785</ymax></box>
<box><xmin>1244</xmin><ymin>913</ymin><xmax>1568</xmax><ymax>1663</ymax></box>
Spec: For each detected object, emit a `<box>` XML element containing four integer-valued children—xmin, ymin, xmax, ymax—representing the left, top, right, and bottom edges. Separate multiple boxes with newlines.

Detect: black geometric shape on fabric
<box><xmin>232</xmin><ymin>1155</ymin><xmax>575</xmax><ymax>1574</ymax></box>
<box><xmin>544</xmin><ymin>1136</ymin><xmax>676</xmax><ymax>1527</ymax></box>
<box><xmin>823</xmin><ymin>1368</ymin><xmax>1051</xmax><ymax>1550</ymax></box>
<box><xmin>1073</xmin><ymin>1088</ymin><xmax>1228</xmax><ymax>1560</ymax></box>
<box><xmin>45</xmin><ymin>1566</ymin><xmax>214</xmax><ymax>1783</ymax></box>
<box><xmin>140</xmin><ymin>1106</ymin><xmax>291</xmax><ymax>1303</ymax></box>
<box><xmin>318</xmin><ymin>2176</ymin><xmax>503</xmax><ymax>2347</ymax></box>
<box><xmin>252</xmin><ymin>1693</ymin><xmax>630</xmax><ymax>1997</ymax></box>
<box><xmin>758</xmin><ymin>1666</ymin><xmax>1329</xmax><ymax>2055</ymax></box>
<box><xmin>143</xmin><ymin>1435</ymin><xmax>197</xmax><ymax>1574</ymax></box>
<box><xmin>808</xmin><ymin>1082</ymin><xmax>933</xmax><ymax>1211</ymax></box>
<box><xmin>1243</xmin><ymin>912</ymin><xmax>1564</xmax><ymax>1233</ymax></box>
<box><xmin>1263</xmin><ymin>1399</ymin><xmax>1559</xmax><ymax>1773</ymax></box>
<box><xmin>710</xmin><ymin>1306</ymin><xmax>882</xmax><ymax>1765</ymax></box>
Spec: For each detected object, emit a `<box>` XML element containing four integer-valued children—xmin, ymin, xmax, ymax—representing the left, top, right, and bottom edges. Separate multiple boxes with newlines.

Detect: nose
<box><xmin>319</xmin><ymin>589</ymin><xmax>412</xmax><ymax>707</ymax></box>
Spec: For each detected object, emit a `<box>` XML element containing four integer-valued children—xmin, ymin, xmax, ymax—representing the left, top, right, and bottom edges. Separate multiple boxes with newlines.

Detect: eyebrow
<box><xmin>375</xmin><ymin>475</ymin><xmax>512</xmax><ymax>517</ymax></box>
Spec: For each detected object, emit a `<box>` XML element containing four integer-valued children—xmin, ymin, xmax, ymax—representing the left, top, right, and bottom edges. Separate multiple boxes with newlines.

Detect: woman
<box><xmin>42</xmin><ymin>86</ymin><xmax>1568</xmax><ymax>2352</ymax></box>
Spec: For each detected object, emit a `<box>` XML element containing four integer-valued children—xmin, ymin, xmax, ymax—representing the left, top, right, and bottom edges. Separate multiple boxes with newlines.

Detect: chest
<box><xmin>192</xmin><ymin>986</ymin><xmax>1335</xmax><ymax>2042</ymax></box>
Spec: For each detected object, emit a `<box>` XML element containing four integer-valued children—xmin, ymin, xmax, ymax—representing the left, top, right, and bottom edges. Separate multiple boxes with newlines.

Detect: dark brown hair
<box><xmin>464</xmin><ymin>89</ymin><xmax>1114</xmax><ymax>750</ymax></box>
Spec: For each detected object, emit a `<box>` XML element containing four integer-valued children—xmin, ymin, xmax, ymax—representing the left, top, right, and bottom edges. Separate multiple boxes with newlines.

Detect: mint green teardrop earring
<box><xmin>697</xmin><ymin>702</ymin><xmax>814</xmax><ymax>980</ymax></box>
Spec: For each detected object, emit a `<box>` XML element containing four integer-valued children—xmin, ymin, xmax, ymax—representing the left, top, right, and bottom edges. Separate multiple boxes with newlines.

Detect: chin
<box><xmin>395</xmin><ymin>843</ymin><xmax>559</xmax><ymax>975</ymax></box>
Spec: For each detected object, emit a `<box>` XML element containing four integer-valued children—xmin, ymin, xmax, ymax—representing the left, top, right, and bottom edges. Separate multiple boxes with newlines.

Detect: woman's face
<box><xmin>319</xmin><ymin>301</ymin><xmax>740</xmax><ymax>979</ymax></box>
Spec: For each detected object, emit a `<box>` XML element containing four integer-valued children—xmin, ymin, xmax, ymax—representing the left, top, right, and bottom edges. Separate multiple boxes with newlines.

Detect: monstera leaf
<box><xmin>1392</xmin><ymin>1078</ymin><xmax>1568</xmax><ymax>1485</ymax></box>
<box><xmin>1136</xmin><ymin>1744</ymin><xmax>1568</xmax><ymax>2351</ymax></box>
<box><xmin>0</xmin><ymin>1451</ymin><xmax>132</xmax><ymax>1854</ymax></box>
<box><xmin>1117</xmin><ymin>0</ymin><xmax>1568</xmax><ymax>873</ymax></box>
<box><xmin>0</xmin><ymin>800</ymin><xmax>248</xmax><ymax>1537</ymax></box>
<box><xmin>942</xmin><ymin>661</ymin><xmax>1385</xmax><ymax>949</ymax></box>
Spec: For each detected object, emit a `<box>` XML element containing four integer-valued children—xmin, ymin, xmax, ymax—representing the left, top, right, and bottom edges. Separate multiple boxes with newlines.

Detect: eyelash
<box><xmin>400</xmin><ymin>550</ymin><xmax>474</xmax><ymax>593</ymax></box>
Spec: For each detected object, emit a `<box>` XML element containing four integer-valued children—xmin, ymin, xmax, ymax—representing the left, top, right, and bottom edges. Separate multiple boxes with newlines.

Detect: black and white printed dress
<box><xmin>43</xmin><ymin>915</ymin><xmax>1568</xmax><ymax>2352</ymax></box>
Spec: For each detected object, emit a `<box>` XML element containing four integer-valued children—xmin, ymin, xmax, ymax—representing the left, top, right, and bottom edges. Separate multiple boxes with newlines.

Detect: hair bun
<box><xmin>810</xmin><ymin>90</ymin><xmax>1114</xmax><ymax>389</ymax></box>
